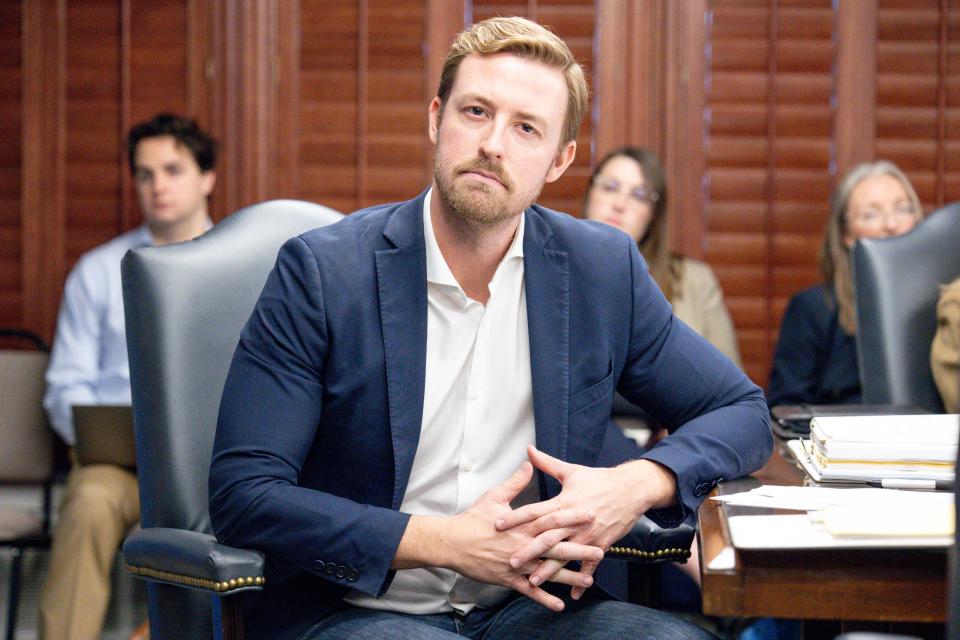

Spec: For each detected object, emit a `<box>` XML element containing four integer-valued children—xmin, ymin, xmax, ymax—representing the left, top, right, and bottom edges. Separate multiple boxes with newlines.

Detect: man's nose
<box><xmin>478</xmin><ymin>122</ymin><xmax>507</xmax><ymax>159</ymax></box>
<box><xmin>151</xmin><ymin>173</ymin><xmax>168</xmax><ymax>193</ymax></box>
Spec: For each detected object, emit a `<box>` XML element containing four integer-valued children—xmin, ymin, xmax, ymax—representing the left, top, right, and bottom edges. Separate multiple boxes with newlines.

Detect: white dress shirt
<box><xmin>346</xmin><ymin>189</ymin><xmax>536</xmax><ymax>614</ymax></box>
<box><xmin>43</xmin><ymin>226</ymin><xmax>154</xmax><ymax>445</ymax></box>
<box><xmin>44</xmin><ymin>220</ymin><xmax>211</xmax><ymax>445</ymax></box>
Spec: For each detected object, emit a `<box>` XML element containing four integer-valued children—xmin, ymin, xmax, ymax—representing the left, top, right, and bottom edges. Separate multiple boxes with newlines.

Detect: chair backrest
<box><xmin>0</xmin><ymin>330</ymin><xmax>52</xmax><ymax>484</ymax></box>
<box><xmin>122</xmin><ymin>200</ymin><xmax>342</xmax><ymax>636</ymax></box>
<box><xmin>853</xmin><ymin>203</ymin><xmax>960</xmax><ymax>412</ymax></box>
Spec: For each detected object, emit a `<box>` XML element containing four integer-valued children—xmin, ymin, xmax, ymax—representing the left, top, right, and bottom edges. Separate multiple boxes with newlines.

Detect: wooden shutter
<box><xmin>64</xmin><ymin>0</ymin><xmax>123</xmax><ymax>265</ymax></box>
<box><xmin>875</xmin><ymin>0</ymin><xmax>960</xmax><ymax>210</ymax></box>
<box><xmin>0</xmin><ymin>2</ymin><xmax>21</xmax><ymax>326</ymax></box>
<box><xmin>705</xmin><ymin>0</ymin><xmax>835</xmax><ymax>386</ymax></box>
<box><xmin>298</xmin><ymin>0</ymin><xmax>429</xmax><ymax>213</ymax></box>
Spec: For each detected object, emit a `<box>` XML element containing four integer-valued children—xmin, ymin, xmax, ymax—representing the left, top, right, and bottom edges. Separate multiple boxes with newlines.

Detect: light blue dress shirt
<box><xmin>43</xmin><ymin>226</ymin><xmax>154</xmax><ymax>445</ymax></box>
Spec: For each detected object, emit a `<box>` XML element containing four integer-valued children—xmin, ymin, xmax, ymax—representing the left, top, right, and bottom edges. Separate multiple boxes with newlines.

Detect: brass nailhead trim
<box><xmin>126</xmin><ymin>564</ymin><xmax>265</xmax><ymax>593</ymax></box>
<box><xmin>606</xmin><ymin>546</ymin><xmax>691</xmax><ymax>560</ymax></box>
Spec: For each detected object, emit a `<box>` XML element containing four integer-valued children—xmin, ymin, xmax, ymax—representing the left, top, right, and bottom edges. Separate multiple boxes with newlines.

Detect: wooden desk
<box><xmin>698</xmin><ymin>442</ymin><xmax>949</xmax><ymax>624</ymax></box>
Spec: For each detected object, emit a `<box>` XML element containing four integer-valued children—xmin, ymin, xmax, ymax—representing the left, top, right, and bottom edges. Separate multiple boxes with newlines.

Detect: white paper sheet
<box><xmin>727</xmin><ymin>514</ymin><xmax>953</xmax><ymax>550</ymax></box>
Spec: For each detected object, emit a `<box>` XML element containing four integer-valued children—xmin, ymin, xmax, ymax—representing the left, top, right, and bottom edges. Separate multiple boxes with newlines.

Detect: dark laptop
<box><xmin>72</xmin><ymin>404</ymin><xmax>137</xmax><ymax>469</ymax></box>
<box><xmin>770</xmin><ymin>403</ymin><xmax>930</xmax><ymax>439</ymax></box>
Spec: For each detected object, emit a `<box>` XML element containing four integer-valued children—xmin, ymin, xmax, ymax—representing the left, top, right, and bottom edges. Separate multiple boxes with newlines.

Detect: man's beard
<box><xmin>434</xmin><ymin>154</ymin><xmax>544</xmax><ymax>228</ymax></box>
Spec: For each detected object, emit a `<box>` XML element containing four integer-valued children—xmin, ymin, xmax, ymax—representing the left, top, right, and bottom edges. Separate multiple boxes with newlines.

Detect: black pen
<box><xmin>865</xmin><ymin>479</ymin><xmax>955</xmax><ymax>491</ymax></box>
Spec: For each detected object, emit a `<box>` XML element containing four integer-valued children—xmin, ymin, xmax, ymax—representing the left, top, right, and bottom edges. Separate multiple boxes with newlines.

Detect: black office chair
<box><xmin>853</xmin><ymin>203</ymin><xmax>960</xmax><ymax>412</ymax></box>
<box><xmin>120</xmin><ymin>200</ymin><xmax>343</xmax><ymax>639</ymax></box>
<box><xmin>0</xmin><ymin>329</ymin><xmax>54</xmax><ymax>640</ymax></box>
<box><xmin>119</xmin><ymin>199</ymin><xmax>695</xmax><ymax>638</ymax></box>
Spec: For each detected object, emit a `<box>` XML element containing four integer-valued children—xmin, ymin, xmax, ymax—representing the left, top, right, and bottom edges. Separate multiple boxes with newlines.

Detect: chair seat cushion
<box><xmin>0</xmin><ymin>508</ymin><xmax>43</xmax><ymax>541</ymax></box>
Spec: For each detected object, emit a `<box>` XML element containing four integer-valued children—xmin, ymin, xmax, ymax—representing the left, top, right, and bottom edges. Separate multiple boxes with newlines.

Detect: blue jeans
<box><xmin>299</xmin><ymin>593</ymin><xmax>716</xmax><ymax>639</ymax></box>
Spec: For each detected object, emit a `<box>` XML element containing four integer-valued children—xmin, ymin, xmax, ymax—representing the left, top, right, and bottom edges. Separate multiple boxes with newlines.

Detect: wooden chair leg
<box><xmin>212</xmin><ymin>595</ymin><xmax>245</xmax><ymax>640</ymax></box>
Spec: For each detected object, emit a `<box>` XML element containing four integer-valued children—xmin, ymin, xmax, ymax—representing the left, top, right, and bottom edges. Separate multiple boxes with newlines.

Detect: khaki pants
<box><xmin>39</xmin><ymin>463</ymin><xmax>140</xmax><ymax>640</ymax></box>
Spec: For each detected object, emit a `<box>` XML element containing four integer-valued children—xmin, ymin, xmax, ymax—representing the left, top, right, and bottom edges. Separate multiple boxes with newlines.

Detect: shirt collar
<box><xmin>140</xmin><ymin>216</ymin><xmax>214</xmax><ymax>247</ymax></box>
<box><xmin>422</xmin><ymin>188</ymin><xmax>525</xmax><ymax>289</ymax></box>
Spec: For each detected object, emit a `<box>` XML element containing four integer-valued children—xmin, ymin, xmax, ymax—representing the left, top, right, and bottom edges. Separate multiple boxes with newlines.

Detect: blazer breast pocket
<box><xmin>569</xmin><ymin>362</ymin><xmax>615</xmax><ymax>417</ymax></box>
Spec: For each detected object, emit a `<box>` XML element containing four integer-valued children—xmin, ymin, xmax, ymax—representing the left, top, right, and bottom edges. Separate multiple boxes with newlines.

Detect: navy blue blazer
<box><xmin>209</xmin><ymin>191</ymin><xmax>771</xmax><ymax>639</ymax></box>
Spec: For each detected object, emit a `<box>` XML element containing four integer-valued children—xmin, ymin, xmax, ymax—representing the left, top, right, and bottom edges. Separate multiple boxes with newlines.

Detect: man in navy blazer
<box><xmin>210</xmin><ymin>16</ymin><xmax>771</xmax><ymax>640</ymax></box>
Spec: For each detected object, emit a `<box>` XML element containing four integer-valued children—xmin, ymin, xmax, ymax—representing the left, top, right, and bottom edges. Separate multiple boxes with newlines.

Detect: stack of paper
<box><xmin>715</xmin><ymin>485</ymin><xmax>955</xmax><ymax>549</ymax></box>
<box><xmin>804</xmin><ymin>414</ymin><xmax>959</xmax><ymax>483</ymax></box>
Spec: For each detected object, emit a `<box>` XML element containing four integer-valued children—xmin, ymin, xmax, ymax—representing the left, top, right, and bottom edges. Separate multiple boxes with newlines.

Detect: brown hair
<box><xmin>127</xmin><ymin>113</ymin><xmax>216</xmax><ymax>174</ymax></box>
<box><xmin>436</xmin><ymin>16</ymin><xmax>588</xmax><ymax>145</ymax></box>
<box><xmin>820</xmin><ymin>160</ymin><xmax>924</xmax><ymax>335</ymax></box>
<box><xmin>586</xmin><ymin>147</ymin><xmax>683</xmax><ymax>302</ymax></box>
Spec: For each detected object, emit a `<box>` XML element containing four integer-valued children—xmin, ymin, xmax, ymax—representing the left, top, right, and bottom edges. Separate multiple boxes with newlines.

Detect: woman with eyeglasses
<box><xmin>583</xmin><ymin>146</ymin><xmax>741</xmax><ymax>365</ymax></box>
<box><xmin>767</xmin><ymin>160</ymin><xmax>924</xmax><ymax>406</ymax></box>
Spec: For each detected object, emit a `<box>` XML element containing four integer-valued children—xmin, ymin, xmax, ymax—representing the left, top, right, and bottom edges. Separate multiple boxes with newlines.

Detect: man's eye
<box><xmin>519</xmin><ymin>123</ymin><xmax>536</xmax><ymax>134</ymax></box>
<box><xmin>467</xmin><ymin>106</ymin><xmax>485</xmax><ymax>116</ymax></box>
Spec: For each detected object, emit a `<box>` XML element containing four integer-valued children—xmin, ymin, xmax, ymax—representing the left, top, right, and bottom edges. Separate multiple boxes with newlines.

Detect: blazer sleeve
<box><xmin>209</xmin><ymin>236</ymin><xmax>409</xmax><ymax>598</ymax></box>
<box><xmin>617</xmin><ymin>241</ymin><xmax>772</xmax><ymax>519</ymax></box>
<box><xmin>932</xmin><ymin>277</ymin><xmax>960</xmax><ymax>413</ymax></box>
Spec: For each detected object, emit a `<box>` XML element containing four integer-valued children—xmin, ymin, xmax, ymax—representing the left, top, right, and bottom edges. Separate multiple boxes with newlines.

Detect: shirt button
<box><xmin>469</xmin><ymin>389</ymin><xmax>479</xmax><ymax>400</ymax></box>
<box><xmin>462</xmin><ymin>461</ymin><xmax>474</xmax><ymax>472</ymax></box>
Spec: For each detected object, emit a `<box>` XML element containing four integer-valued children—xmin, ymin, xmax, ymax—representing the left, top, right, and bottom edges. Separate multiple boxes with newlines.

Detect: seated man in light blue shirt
<box><xmin>39</xmin><ymin>114</ymin><xmax>217</xmax><ymax>640</ymax></box>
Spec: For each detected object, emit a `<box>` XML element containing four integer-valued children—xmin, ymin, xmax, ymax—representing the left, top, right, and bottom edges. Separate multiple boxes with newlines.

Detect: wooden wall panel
<box><xmin>704</xmin><ymin>0</ymin><xmax>835</xmax><ymax>386</ymax></box>
<box><xmin>64</xmin><ymin>0</ymin><xmax>121</xmax><ymax>268</ymax></box>
<box><xmin>13</xmin><ymin>0</ymin><xmax>960</xmax><ymax>383</ymax></box>
<box><xmin>124</xmin><ymin>0</ymin><xmax>190</xmax><ymax>228</ymax></box>
<box><xmin>875</xmin><ymin>0</ymin><xmax>945</xmax><ymax>208</ymax></box>
<box><xmin>949</xmin><ymin>0</ymin><xmax>960</xmax><ymax>203</ymax></box>
<box><xmin>18</xmin><ymin>0</ymin><xmax>206</xmax><ymax>341</ymax></box>
<box><xmin>298</xmin><ymin>0</ymin><xmax>360</xmax><ymax>213</ymax></box>
<box><xmin>366</xmin><ymin>0</ymin><xmax>427</xmax><ymax>205</ymax></box>
<box><xmin>0</xmin><ymin>2</ymin><xmax>21</xmax><ymax>327</ymax></box>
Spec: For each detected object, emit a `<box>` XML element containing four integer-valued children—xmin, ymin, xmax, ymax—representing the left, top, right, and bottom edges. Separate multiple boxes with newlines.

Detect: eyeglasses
<box><xmin>592</xmin><ymin>176</ymin><xmax>659</xmax><ymax>207</ymax></box>
<box><xmin>849</xmin><ymin>202</ymin><xmax>919</xmax><ymax>228</ymax></box>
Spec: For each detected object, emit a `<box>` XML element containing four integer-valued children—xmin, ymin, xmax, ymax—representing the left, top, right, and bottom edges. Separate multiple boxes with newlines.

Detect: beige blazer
<box><xmin>672</xmin><ymin>257</ymin><xmax>742</xmax><ymax>368</ymax></box>
<box><xmin>932</xmin><ymin>276</ymin><xmax>960</xmax><ymax>413</ymax></box>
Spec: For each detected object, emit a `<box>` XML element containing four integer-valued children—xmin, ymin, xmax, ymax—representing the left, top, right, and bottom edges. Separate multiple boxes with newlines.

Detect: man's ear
<box><xmin>428</xmin><ymin>97</ymin><xmax>443</xmax><ymax>145</ymax></box>
<box><xmin>202</xmin><ymin>170</ymin><xmax>217</xmax><ymax>197</ymax></box>
<box><xmin>545</xmin><ymin>140</ymin><xmax>577</xmax><ymax>183</ymax></box>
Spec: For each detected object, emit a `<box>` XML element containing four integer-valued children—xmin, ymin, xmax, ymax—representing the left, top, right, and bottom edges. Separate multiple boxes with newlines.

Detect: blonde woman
<box><xmin>768</xmin><ymin>160</ymin><xmax>923</xmax><ymax>406</ymax></box>
<box><xmin>583</xmin><ymin>147</ymin><xmax>741</xmax><ymax>365</ymax></box>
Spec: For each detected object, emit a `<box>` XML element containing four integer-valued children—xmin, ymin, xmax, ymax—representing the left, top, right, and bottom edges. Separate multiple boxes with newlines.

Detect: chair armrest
<box><xmin>123</xmin><ymin>527</ymin><xmax>265</xmax><ymax>596</ymax></box>
<box><xmin>606</xmin><ymin>515</ymin><xmax>695</xmax><ymax>563</ymax></box>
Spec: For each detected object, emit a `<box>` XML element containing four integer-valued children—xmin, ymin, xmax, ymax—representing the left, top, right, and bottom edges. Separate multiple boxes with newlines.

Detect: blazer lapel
<box><xmin>523</xmin><ymin>208</ymin><xmax>569</xmax><ymax>497</ymax></box>
<box><xmin>375</xmin><ymin>195</ymin><xmax>428</xmax><ymax>510</ymax></box>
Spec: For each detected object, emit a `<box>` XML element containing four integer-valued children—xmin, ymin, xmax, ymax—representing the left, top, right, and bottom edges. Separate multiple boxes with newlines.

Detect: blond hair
<box><xmin>820</xmin><ymin>160</ymin><xmax>924</xmax><ymax>334</ymax></box>
<box><xmin>437</xmin><ymin>16</ymin><xmax>588</xmax><ymax>145</ymax></box>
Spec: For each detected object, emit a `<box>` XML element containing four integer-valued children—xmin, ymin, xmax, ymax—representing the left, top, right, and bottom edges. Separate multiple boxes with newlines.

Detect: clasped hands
<box><xmin>440</xmin><ymin>445</ymin><xmax>675</xmax><ymax>612</ymax></box>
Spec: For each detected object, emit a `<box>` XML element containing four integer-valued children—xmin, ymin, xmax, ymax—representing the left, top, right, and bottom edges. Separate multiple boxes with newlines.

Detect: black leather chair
<box><xmin>120</xmin><ymin>200</ymin><xmax>343</xmax><ymax>639</ymax></box>
<box><xmin>119</xmin><ymin>199</ymin><xmax>695</xmax><ymax>638</ymax></box>
<box><xmin>853</xmin><ymin>203</ymin><xmax>960</xmax><ymax>412</ymax></box>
